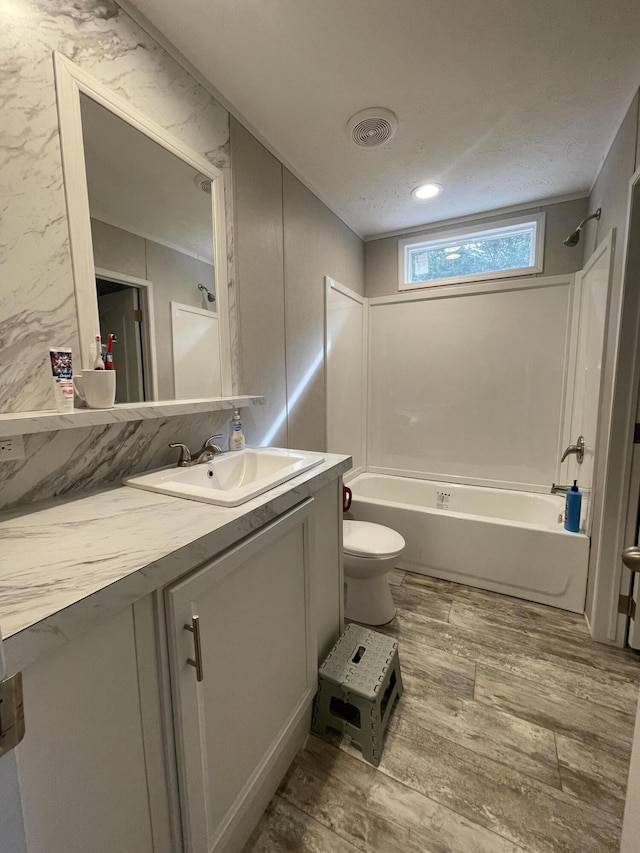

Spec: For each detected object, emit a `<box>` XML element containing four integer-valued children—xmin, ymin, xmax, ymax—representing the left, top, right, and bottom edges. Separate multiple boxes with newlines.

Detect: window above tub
<box><xmin>399</xmin><ymin>213</ymin><xmax>545</xmax><ymax>290</ymax></box>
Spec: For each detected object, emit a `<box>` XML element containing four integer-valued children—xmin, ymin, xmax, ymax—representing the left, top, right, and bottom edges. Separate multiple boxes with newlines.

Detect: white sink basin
<box><xmin>124</xmin><ymin>447</ymin><xmax>325</xmax><ymax>507</ymax></box>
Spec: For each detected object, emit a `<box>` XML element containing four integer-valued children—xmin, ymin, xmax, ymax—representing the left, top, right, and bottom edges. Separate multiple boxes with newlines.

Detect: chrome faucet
<box><xmin>193</xmin><ymin>435</ymin><xmax>225</xmax><ymax>464</ymax></box>
<box><xmin>560</xmin><ymin>435</ymin><xmax>585</xmax><ymax>464</ymax></box>
<box><xmin>169</xmin><ymin>434</ymin><xmax>224</xmax><ymax>467</ymax></box>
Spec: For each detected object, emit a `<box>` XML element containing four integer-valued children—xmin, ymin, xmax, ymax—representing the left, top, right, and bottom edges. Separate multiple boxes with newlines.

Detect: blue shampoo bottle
<box><xmin>564</xmin><ymin>481</ymin><xmax>582</xmax><ymax>533</ymax></box>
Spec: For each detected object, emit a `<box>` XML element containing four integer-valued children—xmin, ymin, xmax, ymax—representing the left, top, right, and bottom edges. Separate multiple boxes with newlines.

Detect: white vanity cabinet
<box><xmin>166</xmin><ymin>499</ymin><xmax>316</xmax><ymax>853</ymax></box>
<box><xmin>9</xmin><ymin>476</ymin><xmax>344</xmax><ymax>853</ymax></box>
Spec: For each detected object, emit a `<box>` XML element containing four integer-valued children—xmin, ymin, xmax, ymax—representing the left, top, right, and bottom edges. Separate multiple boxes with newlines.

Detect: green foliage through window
<box><xmin>402</xmin><ymin>219</ymin><xmax>541</xmax><ymax>287</ymax></box>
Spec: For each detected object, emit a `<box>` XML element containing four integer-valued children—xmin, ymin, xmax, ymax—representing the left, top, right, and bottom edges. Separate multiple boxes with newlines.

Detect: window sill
<box><xmin>399</xmin><ymin>264</ymin><xmax>542</xmax><ymax>291</ymax></box>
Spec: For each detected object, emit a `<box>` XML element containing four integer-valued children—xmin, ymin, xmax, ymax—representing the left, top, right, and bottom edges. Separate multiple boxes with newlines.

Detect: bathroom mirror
<box><xmin>54</xmin><ymin>53</ymin><xmax>232</xmax><ymax>401</ymax></box>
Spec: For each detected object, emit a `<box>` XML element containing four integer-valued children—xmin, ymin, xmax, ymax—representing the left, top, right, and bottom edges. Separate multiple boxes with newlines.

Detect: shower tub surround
<box><xmin>350</xmin><ymin>473</ymin><xmax>589</xmax><ymax>613</ymax></box>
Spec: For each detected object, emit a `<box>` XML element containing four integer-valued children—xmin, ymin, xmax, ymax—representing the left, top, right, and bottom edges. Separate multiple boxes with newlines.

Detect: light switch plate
<box><xmin>0</xmin><ymin>435</ymin><xmax>25</xmax><ymax>461</ymax></box>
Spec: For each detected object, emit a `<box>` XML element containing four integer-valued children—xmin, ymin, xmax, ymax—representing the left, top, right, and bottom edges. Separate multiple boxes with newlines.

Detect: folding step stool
<box><xmin>311</xmin><ymin>622</ymin><xmax>403</xmax><ymax>766</ymax></box>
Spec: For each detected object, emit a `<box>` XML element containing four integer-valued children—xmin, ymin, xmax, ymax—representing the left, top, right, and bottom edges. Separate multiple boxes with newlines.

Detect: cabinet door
<box><xmin>17</xmin><ymin>608</ymin><xmax>154</xmax><ymax>853</ymax></box>
<box><xmin>166</xmin><ymin>499</ymin><xmax>316</xmax><ymax>853</ymax></box>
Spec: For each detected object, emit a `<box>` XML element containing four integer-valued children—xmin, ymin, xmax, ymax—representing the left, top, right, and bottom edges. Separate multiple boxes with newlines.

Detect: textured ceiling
<box><xmin>126</xmin><ymin>0</ymin><xmax>640</xmax><ymax>238</ymax></box>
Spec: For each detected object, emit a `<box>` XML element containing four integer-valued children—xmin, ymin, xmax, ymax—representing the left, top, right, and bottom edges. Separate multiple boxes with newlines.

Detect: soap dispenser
<box><xmin>230</xmin><ymin>409</ymin><xmax>246</xmax><ymax>451</ymax></box>
<box><xmin>564</xmin><ymin>481</ymin><xmax>582</xmax><ymax>533</ymax></box>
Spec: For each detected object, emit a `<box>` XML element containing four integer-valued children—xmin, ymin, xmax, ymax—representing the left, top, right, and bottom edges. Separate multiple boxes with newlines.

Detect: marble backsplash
<box><xmin>0</xmin><ymin>0</ymin><xmax>235</xmax><ymax>413</ymax></box>
<box><xmin>0</xmin><ymin>411</ymin><xmax>233</xmax><ymax>512</ymax></box>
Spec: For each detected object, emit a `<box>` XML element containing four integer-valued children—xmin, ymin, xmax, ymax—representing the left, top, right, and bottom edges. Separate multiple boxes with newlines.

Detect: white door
<box><xmin>621</xmin><ymin>689</ymin><xmax>640</xmax><ymax>851</ymax></box>
<box><xmin>165</xmin><ymin>501</ymin><xmax>316</xmax><ymax>853</ymax></box>
<box><xmin>561</xmin><ymin>234</ymin><xmax>614</xmax><ymax>533</ymax></box>
<box><xmin>0</xmin><ymin>632</ymin><xmax>27</xmax><ymax>853</ymax></box>
<box><xmin>171</xmin><ymin>301</ymin><xmax>221</xmax><ymax>399</ymax></box>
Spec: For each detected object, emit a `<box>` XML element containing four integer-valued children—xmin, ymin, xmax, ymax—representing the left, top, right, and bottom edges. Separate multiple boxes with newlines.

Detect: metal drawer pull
<box><xmin>184</xmin><ymin>615</ymin><xmax>204</xmax><ymax>682</ymax></box>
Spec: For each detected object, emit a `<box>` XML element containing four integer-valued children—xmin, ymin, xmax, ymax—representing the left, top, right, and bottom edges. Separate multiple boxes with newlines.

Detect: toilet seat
<box><xmin>343</xmin><ymin>520</ymin><xmax>405</xmax><ymax>559</ymax></box>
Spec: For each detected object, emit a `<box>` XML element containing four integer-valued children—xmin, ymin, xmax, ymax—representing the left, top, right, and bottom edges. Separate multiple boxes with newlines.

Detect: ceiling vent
<box><xmin>194</xmin><ymin>173</ymin><xmax>212</xmax><ymax>194</ymax></box>
<box><xmin>347</xmin><ymin>108</ymin><xmax>398</xmax><ymax>148</ymax></box>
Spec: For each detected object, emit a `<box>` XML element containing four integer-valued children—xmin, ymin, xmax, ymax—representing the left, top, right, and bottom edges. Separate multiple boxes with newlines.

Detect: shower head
<box><xmin>198</xmin><ymin>283</ymin><xmax>215</xmax><ymax>303</ymax></box>
<box><xmin>563</xmin><ymin>208</ymin><xmax>601</xmax><ymax>247</ymax></box>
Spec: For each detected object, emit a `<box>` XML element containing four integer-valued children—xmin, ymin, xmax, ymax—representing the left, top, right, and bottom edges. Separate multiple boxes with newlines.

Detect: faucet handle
<box><xmin>204</xmin><ymin>434</ymin><xmax>224</xmax><ymax>447</ymax></box>
<box><xmin>169</xmin><ymin>442</ymin><xmax>192</xmax><ymax>467</ymax></box>
<box><xmin>560</xmin><ymin>435</ymin><xmax>585</xmax><ymax>464</ymax></box>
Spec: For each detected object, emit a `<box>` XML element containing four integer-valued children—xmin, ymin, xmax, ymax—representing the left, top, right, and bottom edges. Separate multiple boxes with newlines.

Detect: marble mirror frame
<box><xmin>53</xmin><ymin>52</ymin><xmax>233</xmax><ymax>398</ymax></box>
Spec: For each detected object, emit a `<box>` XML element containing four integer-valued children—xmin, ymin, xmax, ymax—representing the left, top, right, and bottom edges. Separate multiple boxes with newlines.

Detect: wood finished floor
<box><xmin>244</xmin><ymin>571</ymin><xmax>640</xmax><ymax>853</ymax></box>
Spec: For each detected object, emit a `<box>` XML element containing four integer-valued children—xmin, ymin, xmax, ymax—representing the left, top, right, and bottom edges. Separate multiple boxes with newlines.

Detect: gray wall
<box><xmin>364</xmin><ymin>197</ymin><xmax>588</xmax><ymax>298</ymax></box>
<box><xmin>232</xmin><ymin>120</ymin><xmax>287</xmax><ymax>447</ymax></box>
<box><xmin>232</xmin><ymin>117</ymin><xmax>364</xmax><ymax>454</ymax></box>
<box><xmin>583</xmin><ymin>91</ymin><xmax>640</xmax><ymax>261</ymax></box>
<box><xmin>283</xmin><ymin>169</ymin><xmax>364</xmax><ymax>451</ymax></box>
<box><xmin>583</xmin><ymin>90</ymin><xmax>640</xmax><ymax>619</ymax></box>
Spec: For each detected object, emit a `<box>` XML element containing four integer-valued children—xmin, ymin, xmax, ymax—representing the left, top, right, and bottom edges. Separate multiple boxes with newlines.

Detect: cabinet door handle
<box><xmin>184</xmin><ymin>615</ymin><xmax>204</xmax><ymax>682</ymax></box>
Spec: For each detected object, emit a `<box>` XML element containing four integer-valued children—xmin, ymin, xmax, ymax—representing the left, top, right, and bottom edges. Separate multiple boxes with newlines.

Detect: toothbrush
<box><xmin>93</xmin><ymin>334</ymin><xmax>105</xmax><ymax>369</ymax></box>
<box><xmin>105</xmin><ymin>333</ymin><xmax>116</xmax><ymax>370</ymax></box>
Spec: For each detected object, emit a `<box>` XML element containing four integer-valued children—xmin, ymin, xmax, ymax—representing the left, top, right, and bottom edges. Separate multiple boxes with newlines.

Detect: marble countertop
<box><xmin>0</xmin><ymin>453</ymin><xmax>350</xmax><ymax>672</ymax></box>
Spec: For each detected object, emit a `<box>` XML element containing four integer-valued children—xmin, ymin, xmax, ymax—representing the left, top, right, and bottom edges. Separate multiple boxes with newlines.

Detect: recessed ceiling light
<box><xmin>444</xmin><ymin>246</ymin><xmax>460</xmax><ymax>252</ymax></box>
<box><xmin>412</xmin><ymin>183</ymin><xmax>443</xmax><ymax>200</ymax></box>
<box><xmin>445</xmin><ymin>253</ymin><xmax>461</xmax><ymax>260</ymax></box>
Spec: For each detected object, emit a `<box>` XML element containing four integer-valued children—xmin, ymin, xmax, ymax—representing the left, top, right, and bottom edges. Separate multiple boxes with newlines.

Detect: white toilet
<box><xmin>343</xmin><ymin>520</ymin><xmax>406</xmax><ymax>625</ymax></box>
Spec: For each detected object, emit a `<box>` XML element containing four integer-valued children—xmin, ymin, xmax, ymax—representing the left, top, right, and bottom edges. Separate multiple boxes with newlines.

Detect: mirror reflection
<box><xmin>80</xmin><ymin>93</ymin><xmax>222</xmax><ymax>402</ymax></box>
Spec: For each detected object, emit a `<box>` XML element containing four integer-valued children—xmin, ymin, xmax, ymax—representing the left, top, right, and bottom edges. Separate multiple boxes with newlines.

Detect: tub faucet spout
<box><xmin>551</xmin><ymin>483</ymin><xmax>572</xmax><ymax>495</ymax></box>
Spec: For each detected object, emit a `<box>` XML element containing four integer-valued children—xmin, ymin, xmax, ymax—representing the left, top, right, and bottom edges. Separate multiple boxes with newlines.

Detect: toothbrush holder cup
<box><xmin>74</xmin><ymin>371</ymin><xmax>116</xmax><ymax>409</ymax></box>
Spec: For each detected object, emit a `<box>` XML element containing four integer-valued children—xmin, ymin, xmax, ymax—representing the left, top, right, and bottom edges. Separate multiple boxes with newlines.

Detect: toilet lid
<box><xmin>343</xmin><ymin>520</ymin><xmax>405</xmax><ymax>558</ymax></box>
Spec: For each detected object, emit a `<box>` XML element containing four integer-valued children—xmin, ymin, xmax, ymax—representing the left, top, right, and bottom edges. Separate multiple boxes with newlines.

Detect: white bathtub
<box><xmin>349</xmin><ymin>473</ymin><xmax>589</xmax><ymax>613</ymax></box>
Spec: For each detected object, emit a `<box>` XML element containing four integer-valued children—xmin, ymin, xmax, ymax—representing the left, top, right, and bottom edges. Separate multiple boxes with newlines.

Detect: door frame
<box><xmin>588</xmin><ymin>165</ymin><xmax>640</xmax><ymax>644</ymax></box>
<box><xmin>95</xmin><ymin>266</ymin><xmax>159</xmax><ymax>401</ymax></box>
